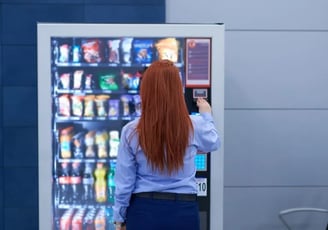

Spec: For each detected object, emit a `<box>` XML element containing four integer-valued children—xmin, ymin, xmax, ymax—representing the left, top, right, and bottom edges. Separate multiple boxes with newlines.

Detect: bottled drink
<box><xmin>52</xmin><ymin>39</ymin><xmax>59</xmax><ymax>64</ymax></box>
<box><xmin>83</xmin><ymin>208</ymin><xmax>96</xmax><ymax>230</ymax></box>
<box><xmin>94</xmin><ymin>208</ymin><xmax>106</xmax><ymax>230</ymax></box>
<box><xmin>72</xmin><ymin>208</ymin><xmax>86</xmax><ymax>230</ymax></box>
<box><xmin>107</xmin><ymin>162</ymin><xmax>116</xmax><ymax>204</ymax></box>
<box><xmin>71</xmin><ymin>162</ymin><xmax>82</xmax><ymax>204</ymax></box>
<box><xmin>94</xmin><ymin>163</ymin><xmax>107</xmax><ymax>203</ymax></box>
<box><xmin>72</xmin><ymin>45</ymin><xmax>81</xmax><ymax>63</ymax></box>
<box><xmin>53</xmin><ymin>161</ymin><xmax>61</xmax><ymax>206</ymax></box>
<box><xmin>60</xmin><ymin>208</ymin><xmax>75</xmax><ymax>230</ymax></box>
<box><xmin>82</xmin><ymin>163</ymin><xmax>95</xmax><ymax>204</ymax></box>
<box><xmin>59</xmin><ymin>162</ymin><xmax>71</xmax><ymax>204</ymax></box>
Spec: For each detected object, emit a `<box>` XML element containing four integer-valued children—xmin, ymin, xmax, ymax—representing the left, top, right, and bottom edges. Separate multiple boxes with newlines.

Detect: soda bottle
<box><xmin>71</xmin><ymin>208</ymin><xmax>86</xmax><ymax>230</ymax></box>
<box><xmin>60</xmin><ymin>208</ymin><xmax>75</xmax><ymax>230</ymax></box>
<box><xmin>94</xmin><ymin>163</ymin><xmax>107</xmax><ymax>203</ymax></box>
<box><xmin>82</xmin><ymin>163</ymin><xmax>95</xmax><ymax>204</ymax></box>
<box><xmin>83</xmin><ymin>208</ymin><xmax>96</xmax><ymax>230</ymax></box>
<box><xmin>52</xmin><ymin>39</ymin><xmax>59</xmax><ymax>64</ymax></box>
<box><xmin>107</xmin><ymin>162</ymin><xmax>116</xmax><ymax>204</ymax></box>
<box><xmin>59</xmin><ymin>162</ymin><xmax>71</xmax><ymax>204</ymax></box>
<box><xmin>53</xmin><ymin>160</ymin><xmax>61</xmax><ymax>206</ymax></box>
<box><xmin>94</xmin><ymin>208</ymin><xmax>106</xmax><ymax>230</ymax></box>
<box><xmin>71</xmin><ymin>162</ymin><xmax>82</xmax><ymax>204</ymax></box>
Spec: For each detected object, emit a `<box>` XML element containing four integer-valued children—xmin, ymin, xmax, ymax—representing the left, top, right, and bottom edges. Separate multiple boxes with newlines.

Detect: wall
<box><xmin>0</xmin><ymin>0</ymin><xmax>165</xmax><ymax>229</ymax></box>
<box><xmin>166</xmin><ymin>0</ymin><xmax>328</xmax><ymax>229</ymax></box>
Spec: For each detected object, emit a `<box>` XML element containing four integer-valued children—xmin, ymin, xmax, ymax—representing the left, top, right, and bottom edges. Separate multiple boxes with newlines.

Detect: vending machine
<box><xmin>37</xmin><ymin>23</ymin><xmax>224</xmax><ymax>230</ymax></box>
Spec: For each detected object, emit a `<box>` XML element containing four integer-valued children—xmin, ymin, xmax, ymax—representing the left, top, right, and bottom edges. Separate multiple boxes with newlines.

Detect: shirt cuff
<box><xmin>200</xmin><ymin>112</ymin><xmax>213</xmax><ymax>121</ymax></box>
<box><xmin>114</xmin><ymin>207</ymin><xmax>127</xmax><ymax>223</ymax></box>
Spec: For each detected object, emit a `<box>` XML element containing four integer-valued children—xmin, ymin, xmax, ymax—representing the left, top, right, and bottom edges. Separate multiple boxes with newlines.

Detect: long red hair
<box><xmin>137</xmin><ymin>60</ymin><xmax>193</xmax><ymax>174</ymax></box>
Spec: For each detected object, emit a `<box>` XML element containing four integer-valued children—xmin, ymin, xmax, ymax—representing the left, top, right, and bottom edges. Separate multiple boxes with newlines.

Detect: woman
<box><xmin>113</xmin><ymin>60</ymin><xmax>220</xmax><ymax>230</ymax></box>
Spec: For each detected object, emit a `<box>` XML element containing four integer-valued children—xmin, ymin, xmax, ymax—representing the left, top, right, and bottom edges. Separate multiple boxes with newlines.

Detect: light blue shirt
<box><xmin>113</xmin><ymin>112</ymin><xmax>221</xmax><ymax>222</ymax></box>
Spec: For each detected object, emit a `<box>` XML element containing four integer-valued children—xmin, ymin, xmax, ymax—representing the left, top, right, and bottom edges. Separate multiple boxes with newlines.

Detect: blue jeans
<box><xmin>126</xmin><ymin>196</ymin><xmax>200</xmax><ymax>230</ymax></box>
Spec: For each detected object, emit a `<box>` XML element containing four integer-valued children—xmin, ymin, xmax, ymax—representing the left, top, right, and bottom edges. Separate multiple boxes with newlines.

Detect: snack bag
<box><xmin>108</xmin><ymin>99</ymin><xmax>120</xmax><ymax>117</ymax></box>
<box><xmin>107</xmin><ymin>39</ymin><xmax>121</xmax><ymax>64</ymax></box>
<box><xmin>109</xmin><ymin>130</ymin><xmax>120</xmax><ymax>157</ymax></box>
<box><xmin>121</xmin><ymin>95</ymin><xmax>132</xmax><ymax>116</ymax></box>
<box><xmin>60</xmin><ymin>126</ymin><xmax>74</xmax><ymax>158</ymax></box>
<box><xmin>71</xmin><ymin>95</ymin><xmax>84</xmax><ymax>117</ymax></box>
<box><xmin>84</xmin><ymin>95</ymin><xmax>95</xmax><ymax>117</ymax></box>
<box><xmin>155</xmin><ymin>38</ymin><xmax>179</xmax><ymax>63</ymax></box>
<box><xmin>121</xmin><ymin>70</ymin><xmax>141</xmax><ymax>90</ymax></box>
<box><xmin>85</xmin><ymin>131</ymin><xmax>96</xmax><ymax>158</ymax></box>
<box><xmin>59</xmin><ymin>73</ymin><xmax>71</xmax><ymax>89</ymax></box>
<box><xmin>132</xmin><ymin>95</ymin><xmax>142</xmax><ymax>116</ymax></box>
<box><xmin>73</xmin><ymin>70</ymin><xmax>84</xmax><ymax>90</ymax></box>
<box><xmin>81</xmin><ymin>39</ymin><xmax>102</xmax><ymax>63</ymax></box>
<box><xmin>95</xmin><ymin>95</ymin><xmax>110</xmax><ymax>117</ymax></box>
<box><xmin>95</xmin><ymin>130</ymin><xmax>109</xmax><ymax>158</ymax></box>
<box><xmin>58</xmin><ymin>95</ymin><xmax>71</xmax><ymax>117</ymax></box>
<box><xmin>73</xmin><ymin>132</ymin><xmax>85</xmax><ymax>158</ymax></box>
<box><xmin>99</xmin><ymin>74</ymin><xmax>119</xmax><ymax>91</ymax></box>
<box><xmin>120</xmin><ymin>38</ymin><xmax>133</xmax><ymax>64</ymax></box>
<box><xmin>59</xmin><ymin>44</ymin><xmax>70</xmax><ymax>63</ymax></box>
<box><xmin>84</xmin><ymin>73</ymin><xmax>94</xmax><ymax>90</ymax></box>
<box><xmin>132</xmin><ymin>39</ymin><xmax>153</xmax><ymax>64</ymax></box>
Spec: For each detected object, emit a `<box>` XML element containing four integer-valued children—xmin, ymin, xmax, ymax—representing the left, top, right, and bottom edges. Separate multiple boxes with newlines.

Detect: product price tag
<box><xmin>196</xmin><ymin>177</ymin><xmax>207</xmax><ymax>196</ymax></box>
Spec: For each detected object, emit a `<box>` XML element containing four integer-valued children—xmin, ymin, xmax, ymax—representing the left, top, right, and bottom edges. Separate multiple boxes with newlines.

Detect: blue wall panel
<box><xmin>0</xmin><ymin>0</ymin><xmax>165</xmax><ymax>229</ymax></box>
<box><xmin>0</xmin><ymin>130</ymin><xmax>3</xmax><ymax>167</ymax></box>
<box><xmin>2</xmin><ymin>46</ymin><xmax>37</xmax><ymax>86</ymax></box>
<box><xmin>0</xmin><ymin>45</ymin><xmax>2</xmax><ymax>86</ymax></box>
<box><xmin>1</xmin><ymin>4</ymin><xmax>85</xmax><ymax>45</ymax></box>
<box><xmin>3</xmin><ymin>87</ymin><xmax>37</xmax><ymax>127</ymax></box>
<box><xmin>3</xmin><ymin>127</ymin><xmax>38</xmax><ymax>167</ymax></box>
<box><xmin>84</xmin><ymin>5</ymin><xmax>165</xmax><ymax>23</ymax></box>
<box><xmin>2</xmin><ymin>0</ymin><xmax>84</xmax><ymax>3</ymax></box>
<box><xmin>4</xmin><ymin>208</ymin><xmax>38</xmax><ymax>230</ymax></box>
<box><xmin>85</xmin><ymin>0</ymin><xmax>164</xmax><ymax>4</ymax></box>
<box><xmin>4</xmin><ymin>167</ymin><xmax>38</xmax><ymax>208</ymax></box>
<box><xmin>0</xmin><ymin>168</ymin><xmax>3</xmax><ymax>230</ymax></box>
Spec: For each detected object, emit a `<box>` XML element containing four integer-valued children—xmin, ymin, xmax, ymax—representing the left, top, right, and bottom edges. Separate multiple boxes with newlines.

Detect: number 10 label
<box><xmin>196</xmin><ymin>178</ymin><xmax>207</xmax><ymax>196</ymax></box>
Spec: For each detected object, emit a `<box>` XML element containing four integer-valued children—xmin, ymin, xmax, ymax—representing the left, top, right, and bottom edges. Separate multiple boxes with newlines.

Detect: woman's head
<box><xmin>139</xmin><ymin>59</ymin><xmax>183</xmax><ymax>112</ymax></box>
<box><xmin>137</xmin><ymin>60</ymin><xmax>193</xmax><ymax>174</ymax></box>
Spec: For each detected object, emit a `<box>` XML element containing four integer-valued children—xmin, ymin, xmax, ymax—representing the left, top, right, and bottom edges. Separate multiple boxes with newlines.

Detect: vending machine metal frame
<box><xmin>37</xmin><ymin>23</ymin><xmax>224</xmax><ymax>230</ymax></box>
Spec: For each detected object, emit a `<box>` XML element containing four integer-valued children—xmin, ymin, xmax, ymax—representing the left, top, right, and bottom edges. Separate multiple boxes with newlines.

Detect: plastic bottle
<box><xmin>59</xmin><ymin>162</ymin><xmax>71</xmax><ymax>204</ymax></box>
<box><xmin>52</xmin><ymin>39</ymin><xmax>59</xmax><ymax>64</ymax></box>
<box><xmin>94</xmin><ymin>163</ymin><xmax>107</xmax><ymax>203</ymax></box>
<box><xmin>83</xmin><ymin>208</ymin><xmax>96</xmax><ymax>230</ymax></box>
<box><xmin>94</xmin><ymin>208</ymin><xmax>106</xmax><ymax>230</ymax></box>
<box><xmin>71</xmin><ymin>162</ymin><xmax>82</xmax><ymax>204</ymax></box>
<box><xmin>107</xmin><ymin>162</ymin><xmax>116</xmax><ymax>204</ymax></box>
<box><xmin>82</xmin><ymin>163</ymin><xmax>95</xmax><ymax>204</ymax></box>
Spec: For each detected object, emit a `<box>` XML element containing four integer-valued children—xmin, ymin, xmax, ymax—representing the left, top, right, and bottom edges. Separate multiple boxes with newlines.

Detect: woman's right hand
<box><xmin>196</xmin><ymin>98</ymin><xmax>212</xmax><ymax>114</ymax></box>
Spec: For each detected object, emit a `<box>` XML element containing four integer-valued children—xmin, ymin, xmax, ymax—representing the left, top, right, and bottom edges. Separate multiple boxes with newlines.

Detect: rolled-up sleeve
<box><xmin>113</xmin><ymin>125</ymin><xmax>137</xmax><ymax>222</ymax></box>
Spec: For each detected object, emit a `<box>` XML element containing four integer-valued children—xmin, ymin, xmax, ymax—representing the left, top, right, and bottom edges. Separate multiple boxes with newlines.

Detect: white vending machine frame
<box><xmin>37</xmin><ymin>23</ymin><xmax>224</xmax><ymax>230</ymax></box>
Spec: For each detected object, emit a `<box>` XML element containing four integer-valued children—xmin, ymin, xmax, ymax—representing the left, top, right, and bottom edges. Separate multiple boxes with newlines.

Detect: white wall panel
<box><xmin>224</xmin><ymin>110</ymin><xmax>328</xmax><ymax>186</ymax></box>
<box><xmin>166</xmin><ymin>0</ymin><xmax>328</xmax><ymax>30</ymax></box>
<box><xmin>225</xmin><ymin>31</ymin><xmax>328</xmax><ymax>109</ymax></box>
<box><xmin>224</xmin><ymin>187</ymin><xmax>328</xmax><ymax>230</ymax></box>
